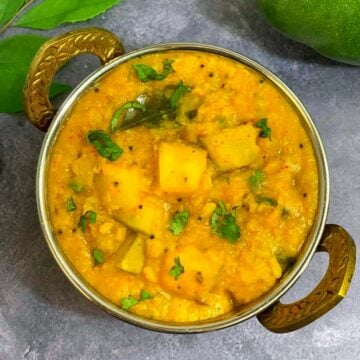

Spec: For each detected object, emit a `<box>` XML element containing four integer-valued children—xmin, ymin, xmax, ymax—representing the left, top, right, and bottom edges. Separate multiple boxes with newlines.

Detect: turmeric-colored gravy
<box><xmin>47</xmin><ymin>51</ymin><xmax>318</xmax><ymax>322</ymax></box>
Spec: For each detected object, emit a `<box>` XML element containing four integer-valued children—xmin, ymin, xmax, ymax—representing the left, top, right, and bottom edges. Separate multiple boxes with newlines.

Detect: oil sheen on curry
<box><xmin>48</xmin><ymin>51</ymin><xmax>318</xmax><ymax>323</ymax></box>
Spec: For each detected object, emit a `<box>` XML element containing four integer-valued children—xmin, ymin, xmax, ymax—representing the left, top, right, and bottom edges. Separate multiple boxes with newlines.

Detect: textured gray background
<box><xmin>1</xmin><ymin>0</ymin><xmax>359</xmax><ymax>359</ymax></box>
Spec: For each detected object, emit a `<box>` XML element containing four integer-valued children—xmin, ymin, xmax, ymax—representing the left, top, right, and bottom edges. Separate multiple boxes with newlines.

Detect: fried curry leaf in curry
<box><xmin>255</xmin><ymin>195</ymin><xmax>278</xmax><ymax>207</ymax></box>
<box><xmin>110</xmin><ymin>101</ymin><xmax>145</xmax><ymax>133</ymax></box>
<box><xmin>112</xmin><ymin>81</ymin><xmax>191</xmax><ymax>131</ymax></box>
<box><xmin>79</xmin><ymin>210</ymin><xmax>97</xmax><ymax>232</ymax></box>
<box><xmin>66</xmin><ymin>197</ymin><xmax>76</xmax><ymax>212</ymax></box>
<box><xmin>132</xmin><ymin>59</ymin><xmax>175</xmax><ymax>82</ymax></box>
<box><xmin>169</xmin><ymin>211</ymin><xmax>190</xmax><ymax>235</ymax></box>
<box><xmin>255</xmin><ymin>118</ymin><xmax>272</xmax><ymax>139</ymax></box>
<box><xmin>210</xmin><ymin>201</ymin><xmax>240</xmax><ymax>243</ymax></box>
<box><xmin>86</xmin><ymin>130</ymin><xmax>123</xmax><ymax>161</ymax></box>
<box><xmin>169</xmin><ymin>256</ymin><xmax>184</xmax><ymax>280</ymax></box>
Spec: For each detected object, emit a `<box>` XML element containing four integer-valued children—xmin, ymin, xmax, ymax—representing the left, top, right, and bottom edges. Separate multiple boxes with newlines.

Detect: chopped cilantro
<box><xmin>78</xmin><ymin>210</ymin><xmax>97</xmax><ymax>232</ymax></box>
<box><xmin>68</xmin><ymin>181</ymin><xmax>83</xmax><ymax>193</ymax></box>
<box><xmin>86</xmin><ymin>130</ymin><xmax>123</xmax><ymax>161</ymax></box>
<box><xmin>169</xmin><ymin>211</ymin><xmax>190</xmax><ymax>235</ymax></box>
<box><xmin>92</xmin><ymin>249</ymin><xmax>104</xmax><ymax>265</ymax></box>
<box><xmin>66</xmin><ymin>197</ymin><xmax>76</xmax><ymax>212</ymax></box>
<box><xmin>255</xmin><ymin>118</ymin><xmax>272</xmax><ymax>139</ymax></box>
<box><xmin>169</xmin><ymin>81</ymin><xmax>191</xmax><ymax>110</ymax></box>
<box><xmin>210</xmin><ymin>201</ymin><xmax>240</xmax><ymax>243</ymax></box>
<box><xmin>140</xmin><ymin>290</ymin><xmax>153</xmax><ymax>301</ymax></box>
<box><xmin>120</xmin><ymin>295</ymin><xmax>139</xmax><ymax>310</ymax></box>
<box><xmin>169</xmin><ymin>256</ymin><xmax>184</xmax><ymax>280</ymax></box>
<box><xmin>132</xmin><ymin>59</ymin><xmax>175</xmax><ymax>82</ymax></box>
<box><xmin>255</xmin><ymin>195</ymin><xmax>278</xmax><ymax>207</ymax></box>
<box><xmin>110</xmin><ymin>101</ymin><xmax>146</xmax><ymax>133</ymax></box>
<box><xmin>248</xmin><ymin>169</ymin><xmax>265</xmax><ymax>192</ymax></box>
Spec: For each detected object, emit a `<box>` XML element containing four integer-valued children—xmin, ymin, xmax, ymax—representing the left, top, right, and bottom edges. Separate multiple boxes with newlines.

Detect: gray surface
<box><xmin>1</xmin><ymin>0</ymin><xmax>359</xmax><ymax>359</ymax></box>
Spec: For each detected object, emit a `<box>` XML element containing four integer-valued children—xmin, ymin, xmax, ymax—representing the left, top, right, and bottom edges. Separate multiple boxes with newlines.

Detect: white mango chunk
<box><xmin>202</xmin><ymin>125</ymin><xmax>259</xmax><ymax>170</ymax></box>
<box><xmin>159</xmin><ymin>142</ymin><xmax>207</xmax><ymax>193</ymax></box>
<box><xmin>116</xmin><ymin>234</ymin><xmax>145</xmax><ymax>274</ymax></box>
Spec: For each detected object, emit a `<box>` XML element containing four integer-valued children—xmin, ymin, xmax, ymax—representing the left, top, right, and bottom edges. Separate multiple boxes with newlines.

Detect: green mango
<box><xmin>258</xmin><ymin>0</ymin><xmax>360</xmax><ymax>65</ymax></box>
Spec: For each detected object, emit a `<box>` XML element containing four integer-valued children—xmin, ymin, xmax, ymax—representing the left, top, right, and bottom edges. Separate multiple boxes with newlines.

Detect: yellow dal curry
<box><xmin>47</xmin><ymin>51</ymin><xmax>318</xmax><ymax>322</ymax></box>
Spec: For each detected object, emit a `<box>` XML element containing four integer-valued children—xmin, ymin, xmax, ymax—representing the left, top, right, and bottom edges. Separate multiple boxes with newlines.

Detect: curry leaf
<box><xmin>110</xmin><ymin>101</ymin><xmax>145</xmax><ymax>133</ymax></box>
<box><xmin>15</xmin><ymin>0</ymin><xmax>122</xmax><ymax>30</ymax></box>
<box><xmin>255</xmin><ymin>118</ymin><xmax>272</xmax><ymax>139</ymax></box>
<box><xmin>248</xmin><ymin>169</ymin><xmax>265</xmax><ymax>192</ymax></box>
<box><xmin>132</xmin><ymin>59</ymin><xmax>175</xmax><ymax>82</ymax></box>
<box><xmin>0</xmin><ymin>35</ymin><xmax>70</xmax><ymax>113</ymax></box>
<box><xmin>78</xmin><ymin>210</ymin><xmax>97</xmax><ymax>232</ymax></box>
<box><xmin>0</xmin><ymin>0</ymin><xmax>25</xmax><ymax>26</ymax></box>
<box><xmin>255</xmin><ymin>195</ymin><xmax>278</xmax><ymax>207</ymax></box>
<box><xmin>66</xmin><ymin>197</ymin><xmax>77</xmax><ymax>212</ymax></box>
<box><xmin>170</xmin><ymin>81</ymin><xmax>191</xmax><ymax>110</ymax></box>
<box><xmin>86</xmin><ymin>130</ymin><xmax>123</xmax><ymax>161</ymax></box>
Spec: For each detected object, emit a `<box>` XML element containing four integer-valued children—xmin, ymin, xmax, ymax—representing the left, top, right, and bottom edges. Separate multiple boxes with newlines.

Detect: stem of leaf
<box><xmin>0</xmin><ymin>0</ymin><xmax>36</xmax><ymax>35</ymax></box>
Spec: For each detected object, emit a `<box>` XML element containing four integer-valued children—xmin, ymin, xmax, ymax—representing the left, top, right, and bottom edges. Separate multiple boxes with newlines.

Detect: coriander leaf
<box><xmin>0</xmin><ymin>35</ymin><xmax>70</xmax><ymax>113</ymax></box>
<box><xmin>140</xmin><ymin>290</ymin><xmax>153</xmax><ymax>301</ymax></box>
<box><xmin>248</xmin><ymin>169</ymin><xmax>265</xmax><ymax>192</ymax></box>
<box><xmin>132</xmin><ymin>59</ymin><xmax>174</xmax><ymax>82</ymax></box>
<box><xmin>110</xmin><ymin>101</ymin><xmax>145</xmax><ymax>133</ymax></box>
<box><xmin>66</xmin><ymin>197</ymin><xmax>76</xmax><ymax>212</ymax></box>
<box><xmin>0</xmin><ymin>0</ymin><xmax>25</xmax><ymax>26</ymax></box>
<box><xmin>86</xmin><ymin>130</ymin><xmax>123</xmax><ymax>161</ymax></box>
<box><xmin>15</xmin><ymin>0</ymin><xmax>122</xmax><ymax>30</ymax></box>
<box><xmin>120</xmin><ymin>295</ymin><xmax>139</xmax><ymax>310</ymax></box>
<box><xmin>93</xmin><ymin>249</ymin><xmax>104</xmax><ymax>265</ymax></box>
<box><xmin>210</xmin><ymin>201</ymin><xmax>241</xmax><ymax>243</ymax></box>
<box><xmin>68</xmin><ymin>180</ymin><xmax>84</xmax><ymax>193</ymax></box>
<box><xmin>78</xmin><ymin>210</ymin><xmax>97</xmax><ymax>233</ymax></box>
<box><xmin>169</xmin><ymin>81</ymin><xmax>191</xmax><ymax>111</ymax></box>
<box><xmin>169</xmin><ymin>211</ymin><xmax>190</xmax><ymax>235</ymax></box>
<box><xmin>169</xmin><ymin>256</ymin><xmax>184</xmax><ymax>280</ymax></box>
<box><xmin>255</xmin><ymin>118</ymin><xmax>272</xmax><ymax>139</ymax></box>
<box><xmin>255</xmin><ymin>195</ymin><xmax>278</xmax><ymax>207</ymax></box>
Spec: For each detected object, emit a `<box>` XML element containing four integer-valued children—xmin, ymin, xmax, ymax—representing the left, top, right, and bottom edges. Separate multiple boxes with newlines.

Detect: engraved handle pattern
<box><xmin>24</xmin><ymin>27</ymin><xmax>125</xmax><ymax>131</ymax></box>
<box><xmin>257</xmin><ymin>224</ymin><xmax>356</xmax><ymax>333</ymax></box>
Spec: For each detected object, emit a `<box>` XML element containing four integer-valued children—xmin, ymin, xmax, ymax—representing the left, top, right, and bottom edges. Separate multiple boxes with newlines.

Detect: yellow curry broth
<box><xmin>47</xmin><ymin>50</ymin><xmax>318</xmax><ymax>322</ymax></box>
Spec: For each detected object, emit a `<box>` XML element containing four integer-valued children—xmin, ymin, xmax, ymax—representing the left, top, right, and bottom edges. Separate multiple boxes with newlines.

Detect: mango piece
<box><xmin>160</xmin><ymin>245</ymin><xmax>224</xmax><ymax>300</ymax></box>
<box><xmin>114</xmin><ymin>195</ymin><xmax>169</xmax><ymax>238</ymax></box>
<box><xmin>95</xmin><ymin>163</ymin><xmax>145</xmax><ymax>210</ymax></box>
<box><xmin>201</xmin><ymin>125</ymin><xmax>259</xmax><ymax>170</ymax></box>
<box><xmin>116</xmin><ymin>234</ymin><xmax>145</xmax><ymax>274</ymax></box>
<box><xmin>159</xmin><ymin>142</ymin><xmax>207</xmax><ymax>194</ymax></box>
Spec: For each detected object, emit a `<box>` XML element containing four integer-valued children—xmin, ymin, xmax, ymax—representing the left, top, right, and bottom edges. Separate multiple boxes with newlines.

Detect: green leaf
<box><xmin>255</xmin><ymin>118</ymin><xmax>272</xmax><ymax>139</ymax></box>
<box><xmin>210</xmin><ymin>201</ymin><xmax>241</xmax><ymax>243</ymax></box>
<box><xmin>255</xmin><ymin>195</ymin><xmax>278</xmax><ymax>207</ymax></box>
<box><xmin>169</xmin><ymin>211</ymin><xmax>190</xmax><ymax>235</ymax></box>
<box><xmin>0</xmin><ymin>0</ymin><xmax>24</xmax><ymax>26</ymax></box>
<box><xmin>248</xmin><ymin>169</ymin><xmax>265</xmax><ymax>192</ymax></box>
<box><xmin>78</xmin><ymin>210</ymin><xmax>97</xmax><ymax>232</ymax></box>
<box><xmin>92</xmin><ymin>249</ymin><xmax>104</xmax><ymax>265</ymax></box>
<box><xmin>132</xmin><ymin>59</ymin><xmax>174</xmax><ymax>82</ymax></box>
<box><xmin>169</xmin><ymin>256</ymin><xmax>184</xmax><ymax>280</ymax></box>
<box><xmin>15</xmin><ymin>0</ymin><xmax>122</xmax><ymax>30</ymax></box>
<box><xmin>169</xmin><ymin>81</ymin><xmax>191</xmax><ymax>110</ymax></box>
<box><xmin>68</xmin><ymin>180</ymin><xmax>84</xmax><ymax>193</ymax></box>
<box><xmin>0</xmin><ymin>35</ymin><xmax>70</xmax><ymax>113</ymax></box>
<box><xmin>66</xmin><ymin>197</ymin><xmax>76</xmax><ymax>212</ymax></box>
<box><xmin>120</xmin><ymin>295</ymin><xmax>139</xmax><ymax>310</ymax></box>
<box><xmin>140</xmin><ymin>290</ymin><xmax>153</xmax><ymax>301</ymax></box>
<box><xmin>86</xmin><ymin>130</ymin><xmax>123</xmax><ymax>161</ymax></box>
<box><xmin>110</xmin><ymin>101</ymin><xmax>145</xmax><ymax>133</ymax></box>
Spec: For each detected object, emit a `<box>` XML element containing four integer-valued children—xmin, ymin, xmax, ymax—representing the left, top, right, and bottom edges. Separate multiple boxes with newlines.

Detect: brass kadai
<box><xmin>24</xmin><ymin>27</ymin><xmax>356</xmax><ymax>333</ymax></box>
